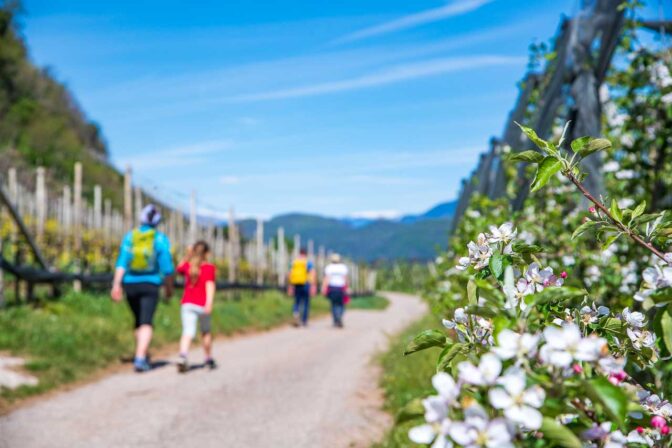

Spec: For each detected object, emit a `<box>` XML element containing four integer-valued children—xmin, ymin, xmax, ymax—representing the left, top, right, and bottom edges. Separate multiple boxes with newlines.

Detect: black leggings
<box><xmin>123</xmin><ymin>283</ymin><xmax>160</xmax><ymax>328</ymax></box>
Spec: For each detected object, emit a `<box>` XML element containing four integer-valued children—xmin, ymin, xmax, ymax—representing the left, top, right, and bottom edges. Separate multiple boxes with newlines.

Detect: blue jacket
<box><xmin>115</xmin><ymin>225</ymin><xmax>174</xmax><ymax>285</ymax></box>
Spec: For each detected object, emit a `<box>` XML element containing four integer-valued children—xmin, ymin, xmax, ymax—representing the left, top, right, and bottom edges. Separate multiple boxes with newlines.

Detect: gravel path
<box><xmin>0</xmin><ymin>292</ymin><xmax>426</xmax><ymax>448</ymax></box>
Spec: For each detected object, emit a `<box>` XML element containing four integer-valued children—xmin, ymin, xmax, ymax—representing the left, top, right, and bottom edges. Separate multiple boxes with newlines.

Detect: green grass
<box><xmin>374</xmin><ymin>314</ymin><xmax>439</xmax><ymax>448</ymax></box>
<box><xmin>348</xmin><ymin>295</ymin><xmax>390</xmax><ymax>310</ymax></box>
<box><xmin>0</xmin><ymin>290</ymin><xmax>331</xmax><ymax>407</ymax></box>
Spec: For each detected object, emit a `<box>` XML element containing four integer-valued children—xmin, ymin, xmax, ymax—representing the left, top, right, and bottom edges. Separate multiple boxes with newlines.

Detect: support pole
<box><xmin>189</xmin><ymin>190</ymin><xmax>197</xmax><ymax>244</ymax></box>
<box><xmin>256</xmin><ymin>219</ymin><xmax>264</xmax><ymax>286</ymax></box>
<box><xmin>124</xmin><ymin>166</ymin><xmax>133</xmax><ymax>231</ymax></box>
<box><xmin>35</xmin><ymin>167</ymin><xmax>46</xmax><ymax>239</ymax></box>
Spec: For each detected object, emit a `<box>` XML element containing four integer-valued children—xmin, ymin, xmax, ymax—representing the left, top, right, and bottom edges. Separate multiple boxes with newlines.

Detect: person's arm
<box><xmin>111</xmin><ymin>234</ymin><xmax>131</xmax><ymax>302</ymax></box>
<box><xmin>111</xmin><ymin>267</ymin><xmax>125</xmax><ymax>302</ymax></box>
<box><xmin>158</xmin><ymin>235</ymin><xmax>175</xmax><ymax>299</ymax></box>
<box><xmin>309</xmin><ymin>268</ymin><xmax>317</xmax><ymax>297</ymax></box>
<box><xmin>321</xmin><ymin>272</ymin><xmax>330</xmax><ymax>296</ymax></box>
<box><xmin>204</xmin><ymin>281</ymin><xmax>215</xmax><ymax>314</ymax></box>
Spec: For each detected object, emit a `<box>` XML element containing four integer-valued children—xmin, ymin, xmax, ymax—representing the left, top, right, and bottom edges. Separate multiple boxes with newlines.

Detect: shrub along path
<box><xmin>0</xmin><ymin>292</ymin><xmax>426</xmax><ymax>448</ymax></box>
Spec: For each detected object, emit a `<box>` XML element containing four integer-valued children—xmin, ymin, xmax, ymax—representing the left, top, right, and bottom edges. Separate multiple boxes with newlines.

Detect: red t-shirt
<box><xmin>177</xmin><ymin>262</ymin><xmax>216</xmax><ymax>307</ymax></box>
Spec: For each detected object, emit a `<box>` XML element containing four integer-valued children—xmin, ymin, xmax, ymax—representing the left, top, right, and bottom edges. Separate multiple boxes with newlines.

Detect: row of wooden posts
<box><xmin>0</xmin><ymin>162</ymin><xmax>377</xmax><ymax>302</ymax></box>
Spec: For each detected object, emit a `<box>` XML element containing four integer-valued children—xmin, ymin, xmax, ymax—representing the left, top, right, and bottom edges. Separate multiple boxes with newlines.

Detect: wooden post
<box><xmin>93</xmin><ymin>185</ymin><xmax>102</xmax><ymax>229</ymax></box>
<box><xmin>293</xmin><ymin>234</ymin><xmax>300</xmax><ymax>259</ymax></box>
<box><xmin>256</xmin><ymin>219</ymin><xmax>264</xmax><ymax>285</ymax></box>
<box><xmin>277</xmin><ymin>227</ymin><xmax>286</xmax><ymax>287</ymax></box>
<box><xmin>189</xmin><ymin>190</ymin><xmax>197</xmax><ymax>244</ymax></box>
<box><xmin>0</xmin><ymin>236</ymin><xmax>4</xmax><ymax>308</ymax></box>
<box><xmin>124</xmin><ymin>165</ymin><xmax>133</xmax><ymax>231</ymax></box>
<box><xmin>73</xmin><ymin>162</ymin><xmax>83</xmax><ymax>250</ymax></box>
<box><xmin>35</xmin><ymin>166</ymin><xmax>46</xmax><ymax>238</ymax></box>
<box><xmin>73</xmin><ymin>162</ymin><xmax>83</xmax><ymax>292</ymax></box>
<box><xmin>307</xmin><ymin>239</ymin><xmax>314</xmax><ymax>262</ymax></box>
<box><xmin>134</xmin><ymin>186</ymin><xmax>143</xmax><ymax>225</ymax></box>
<box><xmin>227</xmin><ymin>207</ymin><xmax>237</xmax><ymax>283</ymax></box>
<box><xmin>103</xmin><ymin>198</ymin><xmax>112</xmax><ymax>238</ymax></box>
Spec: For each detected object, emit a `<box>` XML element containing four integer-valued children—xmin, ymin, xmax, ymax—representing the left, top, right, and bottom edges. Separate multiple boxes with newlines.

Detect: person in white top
<box><xmin>321</xmin><ymin>254</ymin><xmax>349</xmax><ymax>328</ymax></box>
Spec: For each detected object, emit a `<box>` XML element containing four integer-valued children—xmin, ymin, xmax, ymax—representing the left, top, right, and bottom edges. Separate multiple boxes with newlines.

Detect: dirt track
<box><xmin>0</xmin><ymin>292</ymin><xmax>426</xmax><ymax>448</ymax></box>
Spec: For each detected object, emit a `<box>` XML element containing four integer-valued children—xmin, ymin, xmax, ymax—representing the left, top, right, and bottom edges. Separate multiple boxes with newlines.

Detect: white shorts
<box><xmin>181</xmin><ymin>303</ymin><xmax>212</xmax><ymax>338</ymax></box>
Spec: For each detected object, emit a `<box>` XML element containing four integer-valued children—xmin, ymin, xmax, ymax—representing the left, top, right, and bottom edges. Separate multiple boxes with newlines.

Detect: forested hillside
<box><xmin>0</xmin><ymin>2</ymin><xmax>123</xmax><ymax>204</ymax></box>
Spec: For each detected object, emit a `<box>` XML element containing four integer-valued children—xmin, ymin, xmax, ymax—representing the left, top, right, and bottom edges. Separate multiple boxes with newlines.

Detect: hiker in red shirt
<box><xmin>176</xmin><ymin>241</ymin><xmax>217</xmax><ymax>373</ymax></box>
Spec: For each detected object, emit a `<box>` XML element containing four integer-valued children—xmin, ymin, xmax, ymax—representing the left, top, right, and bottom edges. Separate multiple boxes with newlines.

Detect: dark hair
<box><xmin>299</xmin><ymin>248</ymin><xmax>307</xmax><ymax>256</ymax></box>
<box><xmin>189</xmin><ymin>241</ymin><xmax>210</xmax><ymax>283</ymax></box>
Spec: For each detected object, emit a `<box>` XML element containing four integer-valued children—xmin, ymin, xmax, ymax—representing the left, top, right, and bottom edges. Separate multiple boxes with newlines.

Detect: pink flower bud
<box><xmin>651</xmin><ymin>416</ymin><xmax>667</xmax><ymax>429</ymax></box>
<box><xmin>614</xmin><ymin>371</ymin><xmax>627</xmax><ymax>381</ymax></box>
<box><xmin>589</xmin><ymin>206</ymin><xmax>596</xmax><ymax>213</ymax></box>
<box><xmin>662</xmin><ymin>425</ymin><xmax>670</xmax><ymax>435</ymax></box>
<box><xmin>572</xmin><ymin>363</ymin><xmax>583</xmax><ymax>374</ymax></box>
<box><xmin>608</xmin><ymin>375</ymin><xmax>620</xmax><ymax>385</ymax></box>
<box><xmin>636</xmin><ymin>426</ymin><xmax>645</xmax><ymax>434</ymax></box>
<box><xmin>561</xmin><ymin>271</ymin><xmax>568</xmax><ymax>279</ymax></box>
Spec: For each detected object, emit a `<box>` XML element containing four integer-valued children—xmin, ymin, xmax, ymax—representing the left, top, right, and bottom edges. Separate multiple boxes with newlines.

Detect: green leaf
<box><xmin>436</xmin><ymin>342</ymin><xmax>468</xmax><ymax>372</ymax></box>
<box><xmin>489</xmin><ymin>253</ymin><xmax>505</xmax><ymax>279</ymax></box>
<box><xmin>531</xmin><ymin>157</ymin><xmax>563</xmax><ymax>192</ymax></box>
<box><xmin>650</xmin><ymin>287</ymin><xmax>672</xmax><ymax>305</ymax></box>
<box><xmin>601</xmin><ymin>233</ymin><xmax>621</xmax><ymax>251</ymax></box>
<box><xmin>584</xmin><ymin>377</ymin><xmax>629</xmax><ymax>428</ymax></box>
<box><xmin>610</xmin><ymin>199</ymin><xmax>623</xmax><ymax>222</ymax></box>
<box><xmin>570</xmin><ymin>136</ymin><xmax>591</xmax><ymax>153</ymax></box>
<box><xmin>571</xmin><ymin>220</ymin><xmax>599</xmax><ymax>240</ymax></box>
<box><xmin>660</xmin><ymin>310</ymin><xmax>672</xmax><ymax>354</ymax></box>
<box><xmin>404</xmin><ymin>329</ymin><xmax>447</xmax><ymax>355</ymax></box>
<box><xmin>539</xmin><ymin>417</ymin><xmax>582</xmax><ymax>448</ymax></box>
<box><xmin>467</xmin><ymin>278</ymin><xmax>477</xmax><ymax>306</ymax></box>
<box><xmin>530</xmin><ymin>287</ymin><xmax>587</xmax><ymax>306</ymax></box>
<box><xmin>631</xmin><ymin>201</ymin><xmax>646</xmax><ymax>221</ymax></box>
<box><xmin>511</xmin><ymin>241</ymin><xmax>543</xmax><ymax>254</ymax></box>
<box><xmin>602</xmin><ymin>317</ymin><xmax>625</xmax><ymax>337</ymax></box>
<box><xmin>576</xmin><ymin>138</ymin><xmax>611</xmax><ymax>158</ymax></box>
<box><xmin>395</xmin><ymin>398</ymin><xmax>425</xmax><ymax>424</ymax></box>
<box><xmin>515</xmin><ymin>122</ymin><xmax>548</xmax><ymax>151</ymax></box>
<box><xmin>505</xmin><ymin>150</ymin><xmax>544</xmax><ymax>163</ymax></box>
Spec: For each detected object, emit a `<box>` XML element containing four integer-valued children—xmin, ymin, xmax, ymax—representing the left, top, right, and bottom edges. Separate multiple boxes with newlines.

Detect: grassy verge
<box><xmin>348</xmin><ymin>295</ymin><xmax>390</xmax><ymax>310</ymax></box>
<box><xmin>374</xmin><ymin>314</ymin><xmax>438</xmax><ymax>448</ymax></box>
<box><xmin>0</xmin><ymin>290</ymin><xmax>331</xmax><ymax>407</ymax></box>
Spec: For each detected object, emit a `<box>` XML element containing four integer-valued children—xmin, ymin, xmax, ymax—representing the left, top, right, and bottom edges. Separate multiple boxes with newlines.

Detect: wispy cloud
<box><xmin>348</xmin><ymin>210</ymin><xmax>402</xmax><ymax>219</ymax></box>
<box><xmin>116</xmin><ymin>140</ymin><xmax>233</xmax><ymax>170</ymax></box>
<box><xmin>220</xmin><ymin>175</ymin><xmax>241</xmax><ymax>185</ymax></box>
<box><xmin>334</xmin><ymin>0</ymin><xmax>495</xmax><ymax>44</ymax></box>
<box><xmin>230</xmin><ymin>55</ymin><xmax>524</xmax><ymax>102</ymax></box>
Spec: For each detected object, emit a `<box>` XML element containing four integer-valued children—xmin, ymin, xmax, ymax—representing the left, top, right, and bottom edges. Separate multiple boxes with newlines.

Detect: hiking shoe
<box><xmin>205</xmin><ymin>359</ymin><xmax>217</xmax><ymax>370</ymax></box>
<box><xmin>177</xmin><ymin>356</ymin><xmax>188</xmax><ymax>374</ymax></box>
<box><xmin>133</xmin><ymin>358</ymin><xmax>151</xmax><ymax>373</ymax></box>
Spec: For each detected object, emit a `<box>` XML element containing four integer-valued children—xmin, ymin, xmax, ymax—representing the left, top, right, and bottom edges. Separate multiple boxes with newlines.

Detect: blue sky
<box><xmin>18</xmin><ymin>0</ymin><xmax>667</xmax><ymax>219</ymax></box>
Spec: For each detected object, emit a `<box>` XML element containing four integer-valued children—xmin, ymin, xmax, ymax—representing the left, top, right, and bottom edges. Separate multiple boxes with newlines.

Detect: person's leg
<box><xmin>179</xmin><ymin>305</ymin><xmax>197</xmax><ymax>356</ymax></box>
<box><xmin>335</xmin><ymin>302</ymin><xmax>344</xmax><ymax>327</ymax></box>
<box><xmin>292</xmin><ymin>287</ymin><xmax>301</xmax><ymax>326</ymax></box>
<box><xmin>300</xmin><ymin>286</ymin><xmax>310</xmax><ymax>325</ymax></box>
<box><xmin>135</xmin><ymin>285</ymin><xmax>159</xmax><ymax>361</ymax></box>
<box><xmin>199</xmin><ymin>313</ymin><xmax>213</xmax><ymax>358</ymax></box>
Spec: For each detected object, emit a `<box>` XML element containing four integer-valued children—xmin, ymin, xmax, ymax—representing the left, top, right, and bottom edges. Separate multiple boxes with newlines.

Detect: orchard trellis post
<box><xmin>450</xmin><ymin>0</ymin><xmax>627</xmax><ymax>235</ymax></box>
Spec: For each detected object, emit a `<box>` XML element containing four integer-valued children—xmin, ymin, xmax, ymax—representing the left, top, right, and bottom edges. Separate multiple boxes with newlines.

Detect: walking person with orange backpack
<box><xmin>111</xmin><ymin>204</ymin><xmax>174</xmax><ymax>372</ymax></box>
<box><xmin>288</xmin><ymin>248</ymin><xmax>316</xmax><ymax>327</ymax></box>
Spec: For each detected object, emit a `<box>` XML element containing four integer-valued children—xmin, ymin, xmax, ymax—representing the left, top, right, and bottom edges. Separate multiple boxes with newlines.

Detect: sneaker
<box><xmin>292</xmin><ymin>312</ymin><xmax>301</xmax><ymax>327</ymax></box>
<box><xmin>205</xmin><ymin>359</ymin><xmax>217</xmax><ymax>370</ymax></box>
<box><xmin>177</xmin><ymin>356</ymin><xmax>188</xmax><ymax>374</ymax></box>
<box><xmin>133</xmin><ymin>358</ymin><xmax>151</xmax><ymax>373</ymax></box>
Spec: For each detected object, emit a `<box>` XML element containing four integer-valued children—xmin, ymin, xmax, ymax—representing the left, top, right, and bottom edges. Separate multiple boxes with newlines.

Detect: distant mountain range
<box><xmin>238</xmin><ymin>200</ymin><xmax>456</xmax><ymax>262</ymax></box>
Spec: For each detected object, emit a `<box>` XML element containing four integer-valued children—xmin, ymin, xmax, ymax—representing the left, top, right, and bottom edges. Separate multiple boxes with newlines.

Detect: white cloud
<box><xmin>220</xmin><ymin>175</ymin><xmax>240</xmax><ymax>185</ymax></box>
<box><xmin>334</xmin><ymin>0</ymin><xmax>495</xmax><ymax>44</ymax></box>
<box><xmin>116</xmin><ymin>139</ymin><xmax>233</xmax><ymax>170</ymax></box>
<box><xmin>230</xmin><ymin>55</ymin><xmax>525</xmax><ymax>102</ymax></box>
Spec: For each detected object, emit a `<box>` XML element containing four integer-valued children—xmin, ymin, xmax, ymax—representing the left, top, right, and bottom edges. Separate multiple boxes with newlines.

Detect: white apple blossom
<box><xmin>503</xmin><ymin>277</ymin><xmax>534</xmax><ymax>311</ymax></box>
<box><xmin>635</xmin><ymin>264</ymin><xmax>672</xmax><ymax>301</ymax></box>
<box><xmin>442</xmin><ymin>308</ymin><xmax>468</xmax><ymax>329</ymax></box>
<box><xmin>662</xmin><ymin>92</ymin><xmax>672</xmax><ymax>105</ymax></box>
<box><xmin>449</xmin><ymin>405</ymin><xmax>513</xmax><ymax>448</ymax></box>
<box><xmin>615</xmin><ymin>169</ymin><xmax>636</xmax><ymax>179</ymax></box>
<box><xmin>491</xmin><ymin>329</ymin><xmax>539</xmax><ymax>361</ymax></box>
<box><xmin>525</xmin><ymin>262</ymin><xmax>563</xmax><ymax>292</ymax></box>
<box><xmin>617</xmin><ymin>198</ymin><xmax>634</xmax><ymax>209</ymax></box>
<box><xmin>487</xmin><ymin>222</ymin><xmax>517</xmax><ymax>245</ymax></box>
<box><xmin>579</xmin><ymin>303</ymin><xmax>610</xmax><ymax>325</ymax></box>
<box><xmin>626</xmin><ymin>327</ymin><xmax>656</xmax><ymax>350</ymax></box>
<box><xmin>488</xmin><ymin>369</ymin><xmax>545</xmax><ymax>430</ymax></box>
<box><xmin>602</xmin><ymin>160</ymin><xmax>620</xmax><ymax>172</ymax></box>
<box><xmin>457</xmin><ymin>234</ymin><xmax>492</xmax><ymax>271</ymax></box>
<box><xmin>639</xmin><ymin>392</ymin><xmax>672</xmax><ymax>418</ymax></box>
<box><xmin>598</xmin><ymin>356</ymin><xmax>626</xmax><ymax>375</ymax></box>
<box><xmin>408</xmin><ymin>373</ymin><xmax>461</xmax><ymax>448</ymax></box>
<box><xmin>665</xmin><ymin>253</ymin><xmax>672</xmax><ymax>265</ymax></box>
<box><xmin>539</xmin><ymin>324</ymin><xmax>607</xmax><ymax>367</ymax></box>
<box><xmin>622</xmin><ymin>307</ymin><xmax>646</xmax><ymax>328</ymax></box>
<box><xmin>458</xmin><ymin>353</ymin><xmax>502</xmax><ymax>386</ymax></box>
